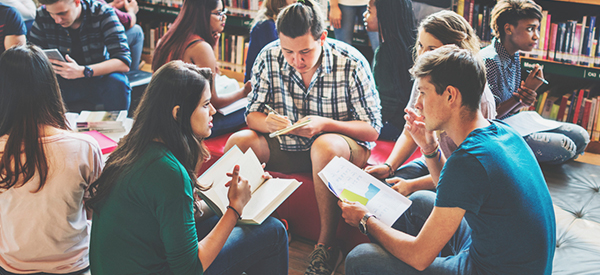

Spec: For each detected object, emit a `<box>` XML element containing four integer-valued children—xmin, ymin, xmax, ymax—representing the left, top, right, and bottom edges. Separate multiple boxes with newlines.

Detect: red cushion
<box><xmin>199</xmin><ymin>134</ymin><xmax>422</xmax><ymax>253</ymax></box>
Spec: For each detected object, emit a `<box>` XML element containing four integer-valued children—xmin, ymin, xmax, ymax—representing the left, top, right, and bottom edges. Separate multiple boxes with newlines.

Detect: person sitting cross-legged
<box><xmin>340</xmin><ymin>45</ymin><xmax>556</xmax><ymax>275</ymax></box>
<box><xmin>224</xmin><ymin>0</ymin><xmax>382</xmax><ymax>274</ymax></box>
<box><xmin>29</xmin><ymin>0</ymin><xmax>131</xmax><ymax>112</ymax></box>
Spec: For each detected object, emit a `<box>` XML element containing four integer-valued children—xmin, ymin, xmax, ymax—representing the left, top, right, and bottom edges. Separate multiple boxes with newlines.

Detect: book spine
<box><xmin>468</xmin><ymin>0</ymin><xmax>474</xmax><ymax>28</ymax></box>
<box><xmin>582</xmin><ymin>99</ymin><xmax>592</xmax><ymax>132</ymax></box>
<box><xmin>556</xmin><ymin>94</ymin><xmax>569</xmax><ymax>122</ymax></box>
<box><xmin>566</xmin><ymin>90</ymin><xmax>578</xmax><ymax>122</ymax></box>
<box><xmin>555</xmin><ymin>22</ymin><xmax>566</xmax><ymax>62</ymax></box>
<box><xmin>594</xmin><ymin>96</ymin><xmax>600</xmax><ymax>141</ymax></box>
<box><xmin>572</xmin><ymin>24</ymin><xmax>582</xmax><ymax>65</ymax></box>
<box><xmin>589</xmin><ymin>98</ymin><xmax>597</xmax><ymax>135</ymax></box>
<box><xmin>564</xmin><ymin>20</ymin><xmax>576</xmax><ymax>64</ymax></box>
<box><xmin>578</xmin><ymin>16</ymin><xmax>588</xmax><ymax>64</ymax></box>
<box><xmin>549</xmin><ymin>23</ymin><xmax>558</xmax><ymax>61</ymax></box>
<box><xmin>572</xmin><ymin>89</ymin><xmax>585</xmax><ymax>124</ymax></box>
<box><xmin>456</xmin><ymin>0</ymin><xmax>465</xmax><ymax>17</ymax></box>
<box><xmin>584</xmin><ymin>16</ymin><xmax>597</xmax><ymax>66</ymax></box>
<box><xmin>537</xmin><ymin>10</ymin><xmax>548</xmax><ymax>59</ymax></box>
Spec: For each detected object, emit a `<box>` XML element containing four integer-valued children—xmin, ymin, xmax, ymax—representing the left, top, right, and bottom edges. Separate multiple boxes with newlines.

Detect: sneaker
<box><xmin>304</xmin><ymin>244</ymin><xmax>343</xmax><ymax>275</ymax></box>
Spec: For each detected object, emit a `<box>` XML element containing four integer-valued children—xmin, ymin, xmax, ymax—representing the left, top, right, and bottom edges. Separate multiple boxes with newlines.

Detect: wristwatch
<box><xmin>359</xmin><ymin>213</ymin><xmax>376</xmax><ymax>235</ymax></box>
<box><xmin>83</xmin><ymin>65</ymin><xmax>94</xmax><ymax>78</ymax></box>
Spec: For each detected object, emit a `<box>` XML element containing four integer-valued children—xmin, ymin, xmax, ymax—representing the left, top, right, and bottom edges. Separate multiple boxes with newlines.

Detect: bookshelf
<box><xmin>454</xmin><ymin>0</ymin><xmax>600</xmax><ymax>153</ymax></box>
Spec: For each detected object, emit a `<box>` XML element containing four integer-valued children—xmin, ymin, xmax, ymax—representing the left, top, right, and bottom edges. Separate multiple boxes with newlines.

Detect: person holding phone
<box><xmin>481</xmin><ymin>0</ymin><xmax>589</xmax><ymax>164</ymax></box>
<box><xmin>28</xmin><ymin>0</ymin><xmax>131</xmax><ymax>112</ymax></box>
<box><xmin>152</xmin><ymin>0</ymin><xmax>252</xmax><ymax>138</ymax></box>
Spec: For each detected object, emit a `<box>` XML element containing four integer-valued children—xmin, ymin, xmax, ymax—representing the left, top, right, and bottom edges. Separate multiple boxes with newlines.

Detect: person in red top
<box><xmin>152</xmin><ymin>0</ymin><xmax>251</xmax><ymax>137</ymax></box>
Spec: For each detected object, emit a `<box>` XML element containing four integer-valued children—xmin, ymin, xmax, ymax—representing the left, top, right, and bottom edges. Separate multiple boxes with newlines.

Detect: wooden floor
<box><xmin>289</xmin><ymin>236</ymin><xmax>346</xmax><ymax>275</ymax></box>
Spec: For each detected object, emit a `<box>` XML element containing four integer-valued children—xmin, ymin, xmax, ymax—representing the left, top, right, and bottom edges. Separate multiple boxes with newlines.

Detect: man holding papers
<box><xmin>224</xmin><ymin>1</ymin><xmax>381</xmax><ymax>274</ymax></box>
<box><xmin>340</xmin><ymin>45</ymin><xmax>555</xmax><ymax>274</ymax></box>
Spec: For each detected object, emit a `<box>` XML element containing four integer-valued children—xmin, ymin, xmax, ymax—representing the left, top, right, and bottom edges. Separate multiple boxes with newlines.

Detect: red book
<box><xmin>572</xmin><ymin>89</ymin><xmax>585</xmax><ymax>124</ymax></box>
<box><xmin>548</xmin><ymin>23</ymin><xmax>558</xmax><ymax>61</ymax></box>
<box><xmin>556</xmin><ymin>94</ymin><xmax>569</xmax><ymax>122</ymax></box>
<box><xmin>581</xmin><ymin>99</ymin><xmax>592</xmax><ymax>130</ymax></box>
<box><xmin>82</xmin><ymin>130</ymin><xmax>118</xmax><ymax>154</ymax></box>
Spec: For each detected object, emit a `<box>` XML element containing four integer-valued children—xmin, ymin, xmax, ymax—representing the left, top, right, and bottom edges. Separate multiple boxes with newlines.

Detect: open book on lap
<box><xmin>196</xmin><ymin>145</ymin><xmax>302</xmax><ymax>225</ymax></box>
<box><xmin>319</xmin><ymin>156</ymin><xmax>412</xmax><ymax>227</ymax></box>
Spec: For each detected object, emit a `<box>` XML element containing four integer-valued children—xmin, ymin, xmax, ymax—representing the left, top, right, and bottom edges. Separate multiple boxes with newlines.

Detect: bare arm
<box><xmin>365</xmin><ymin>129</ymin><xmax>419</xmax><ymax>179</ymax></box>
<box><xmin>123</xmin><ymin>0</ymin><xmax>139</xmax><ymax>28</ymax></box>
<box><xmin>369</xmin><ymin>206</ymin><xmax>465</xmax><ymax>270</ymax></box>
<box><xmin>290</xmin><ymin>116</ymin><xmax>379</xmax><ymax>142</ymax></box>
<box><xmin>185</xmin><ymin>42</ymin><xmax>250</xmax><ymax>109</ymax></box>
<box><xmin>4</xmin><ymin>34</ymin><xmax>26</xmax><ymax>51</ymax></box>
<box><xmin>51</xmin><ymin>57</ymin><xmax>129</xmax><ymax>79</ymax></box>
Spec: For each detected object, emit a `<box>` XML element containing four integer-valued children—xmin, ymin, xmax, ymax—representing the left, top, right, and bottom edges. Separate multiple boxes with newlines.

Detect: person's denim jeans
<box><xmin>125</xmin><ymin>24</ymin><xmax>144</xmax><ymax>71</ymax></box>
<box><xmin>207</xmin><ymin>108</ymin><xmax>247</xmax><ymax>138</ymax></box>
<box><xmin>195</xmin><ymin>216</ymin><xmax>289</xmax><ymax>275</ymax></box>
<box><xmin>57</xmin><ymin>72</ymin><xmax>131</xmax><ymax>111</ymax></box>
<box><xmin>524</xmin><ymin>122</ymin><xmax>590</xmax><ymax>165</ymax></box>
<box><xmin>346</xmin><ymin>191</ymin><xmax>475</xmax><ymax>275</ymax></box>
<box><xmin>332</xmin><ymin>4</ymin><xmax>379</xmax><ymax>51</ymax></box>
<box><xmin>386</xmin><ymin>158</ymin><xmax>429</xmax><ymax>184</ymax></box>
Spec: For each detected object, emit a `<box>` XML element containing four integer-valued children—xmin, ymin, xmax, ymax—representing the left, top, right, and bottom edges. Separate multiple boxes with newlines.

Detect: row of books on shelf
<box><xmin>224</xmin><ymin>0</ymin><xmax>261</xmax><ymax>11</ymax></box>
<box><xmin>218</xmin><ymin>33</ymin><xmax>248</xmax><ymax>73</ymax></box>
<box><xmin>456</xmin><ymin>0</ymin><xmax>493</xmax><ymax>44</ymax></box>
<box><xmin>140</xmin><ymin>21</ymin><xmax>171</xmax><ymax>55</ymax></box>
<box><xmin>525</xmin><ymin>14</ymin><xmax>600</xmax><ymax>68</ymax></box>
<box><xmin>533</xmin><ymin>89</ymin><xmax>600</xmax><ymax>141</ymax></box>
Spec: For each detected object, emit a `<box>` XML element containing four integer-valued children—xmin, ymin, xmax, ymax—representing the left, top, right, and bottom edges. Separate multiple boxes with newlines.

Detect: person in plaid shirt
<box><xmin>225</xmin><ymin>0</ymin><xmax>381</xmax><ymax>274</ymax></box>
<box><xmin>29</xmin><ymin>0</ymin><xmax>131</xmax><ymax>111</ymax></box>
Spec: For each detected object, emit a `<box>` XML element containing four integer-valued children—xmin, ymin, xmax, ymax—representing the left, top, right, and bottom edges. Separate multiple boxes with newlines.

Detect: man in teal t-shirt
<box><xmin>340</xmin><ymin>45</ymin><xmax>555</xmax><ymax>274</ymax></box>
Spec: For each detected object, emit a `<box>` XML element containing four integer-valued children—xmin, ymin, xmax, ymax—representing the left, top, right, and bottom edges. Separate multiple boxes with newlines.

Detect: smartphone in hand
<box><xmin>42</xmin><ymin>49</ymin><xmax>66</xmax><ymax>62</ymax></box>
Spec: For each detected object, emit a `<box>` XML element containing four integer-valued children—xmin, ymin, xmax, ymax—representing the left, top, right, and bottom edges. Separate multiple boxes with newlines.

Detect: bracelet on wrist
<box><xmin>421</xmin><ymin>144</ymin><xmax>440</xmax><ymax>159</ymax></box>
<box><xmin>227</xmin><ymin>205</ymin><xmax>242</xmax><ymax>220</ymax></box>
<box><xmin>383</xmin><ymin>162</ymin><xmax>394</xmax><ymax>178</ymax></box>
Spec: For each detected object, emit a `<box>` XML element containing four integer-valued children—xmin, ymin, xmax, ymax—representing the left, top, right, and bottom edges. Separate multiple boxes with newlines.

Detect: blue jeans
<box><xmin>525</xmin><ymin>122</ymin><xmax>590</xmax><ymax>165</ymax></box>
<box><xmin>378</xmin><ymin>121</ymin><xmax>402</xmax><ymax>141</ymax></box>
<box><xmin>208</xmin><ymin>108</ymin><xmax>247</xmax><ymax>138</ymax></box>
<box><xmin>125</xmin><ymin>24</ymin><xmax>144</xmax><ymax>71</ymax></box>
<box><xmin>195</xmin><ymin>216</ymin><xmax>289</xmax><ymax>275</ymax></box>
<box><xmin>387</xmin><ymin>158</ymin><xmax>429</xmax><ymax>183</ymax></box>
<box><xmin>57</xmin><ymin>72</ymin><xmax>131</xmax><ymax>111</ymax></box>
<box><xmin>346</xmin><ymin>191</ymin><xmax>475</xmax><ymax>275</ymax></box>
<box><xmin>332</xmin><ymin>4</ymin><xmax>379</xmax><ymax>51</ymax></box>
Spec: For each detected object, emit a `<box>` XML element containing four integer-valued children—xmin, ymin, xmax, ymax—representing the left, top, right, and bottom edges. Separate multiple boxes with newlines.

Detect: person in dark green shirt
<box><xmin>363</xmin><ymin>0</ymin><xmax>416</xmax><ymax>140</ymax></box>
<box><xmin>87</xmin><ymin>60</ymin><xmax>288</xmax><ymax>275</ymax></box>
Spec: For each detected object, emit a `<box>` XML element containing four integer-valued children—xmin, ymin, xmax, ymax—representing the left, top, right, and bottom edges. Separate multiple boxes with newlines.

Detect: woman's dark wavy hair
<box><xmin>375</xmin><ymin>0</ymin><xmax>416</xmax><ymax>107</ymax></box>
<box><xmin>152</xmin><ymin>0</ymin><xmax>221</xmax><ymax>71</ymax></box>
<box><xmin>276</xmin><ymin>0</ymin><xmax>324</xmax><ymax>40</ymax></box>
<box><xmin>0</xmin><ymin>45</ymin><xmax>68</xmax><ymax>192</ymax></box>
<box><xmin>87</xmin><ymin>61</ymin><xmax>212</xmax><ymax>211</ymax></box>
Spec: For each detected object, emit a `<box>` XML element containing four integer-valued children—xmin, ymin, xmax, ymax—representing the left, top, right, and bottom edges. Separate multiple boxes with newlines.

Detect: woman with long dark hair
<box><xmin>363</xmin><ymin>0</ymin><xmax>415</xmax><ymax>140</ymax></box>
<box><xmin>0</xmin><ymin>45</ymin><xmax>103</xmax><ymax>274</ymax></box>
<box><xmin>87</xmin><ymin>61</ymin><xmax>288</xmax><ymax>274</ymax></box>
<box><xmin>152</xmin><ymin>0</ymin><xmax>251</xmax><ymax>137</ymax></box>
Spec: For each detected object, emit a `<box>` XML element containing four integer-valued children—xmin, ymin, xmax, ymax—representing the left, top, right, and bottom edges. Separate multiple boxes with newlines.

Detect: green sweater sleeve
<box><xmin>145</xmin><ymin>150</ymin><xmax>204</xmax><ymax>274</ymax></box>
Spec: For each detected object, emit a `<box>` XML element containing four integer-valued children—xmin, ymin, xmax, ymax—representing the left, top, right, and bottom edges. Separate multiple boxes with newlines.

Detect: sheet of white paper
<box><xmin>319</xmin><ymin>157</ymin><xmax>412</xmax><ymax>226</ymax></box>
<box><xmin>502</xmin><ymin>111</ymin><xmax>563</xmax><ymax>136</ymax></box>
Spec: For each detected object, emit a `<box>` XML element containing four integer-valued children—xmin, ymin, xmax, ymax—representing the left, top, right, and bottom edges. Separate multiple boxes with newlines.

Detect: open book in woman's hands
<box><xmin>196</xmin><ymin>145</ymin><xmax>302</xmax><ymax>225</ymax></box>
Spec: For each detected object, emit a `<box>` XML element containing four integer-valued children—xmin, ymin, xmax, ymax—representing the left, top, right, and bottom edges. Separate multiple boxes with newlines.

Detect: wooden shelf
<box><xmin>521</xmin><ymin>57</ymin><xmax>600</xmax><ymax>80</ymax></box>
<box><xmin>552</xmin><ymin>0</ymin><xmax>600</xmax><ymax>5</ymax></box>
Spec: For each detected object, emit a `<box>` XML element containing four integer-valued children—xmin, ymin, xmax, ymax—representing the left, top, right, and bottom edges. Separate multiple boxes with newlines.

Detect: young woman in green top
<box><xmin>87</xmin><ymin>60</ymin><xmax>288</xmax><ymax>274</ymax></box>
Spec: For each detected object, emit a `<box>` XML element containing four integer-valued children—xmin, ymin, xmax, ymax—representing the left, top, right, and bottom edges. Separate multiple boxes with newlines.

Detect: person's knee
<box><xmin>346</xmin><ymin>243</ymin><xmax>383</xmax><ymax>274</ymax></box>
<box><xmin>263</xmin><ymin>217</ymin><xmax>288</xmax><ymax>249</ymax></box>
<box><xmin>311</xmin><ymin>134</ymin><xmax>348</xmax><ymax>159</ymax></box>
<box><xmin>225</xmin><ymin>130</ymin><xmax>261</xmax><ymax>151</ymax></box>
<box><xmin>408</xmin><ymin>190</ymin><xmax>436</xmax><ymax>213</ymax></box>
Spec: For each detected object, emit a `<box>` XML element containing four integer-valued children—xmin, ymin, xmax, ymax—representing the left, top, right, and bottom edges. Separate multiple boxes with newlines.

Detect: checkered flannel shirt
<box><xmin>28</xmin><ymin>0</ymin><xmax>130</xmax><ymax>67</ymax></box>
<box><xmin>247</xmin><ymin>38</ymin><xmax>382</xmax><ymax>151</ymax></box>
<box><xmin>481</xmin><ymin>37</ymin><xmax>521</xmax><ymax>119</ymax></box>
